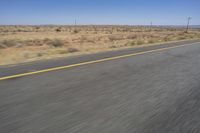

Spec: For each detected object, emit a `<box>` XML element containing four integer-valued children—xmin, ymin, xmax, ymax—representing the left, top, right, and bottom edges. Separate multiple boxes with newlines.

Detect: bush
<box><xmin>67</xmin><ymin>47</ymin><xmax>79</xmax><ymax>53</ymax></box>
<box><xmin>36</xmin><ymin>52</ymin><xmax>45</xmax><ymax>57</ymax></box>
<box><xmin>0</xmin><ymin>43</ymin><xmax>6</xmax><ymax>49</ymax></box>
<box><xmin>35</xmin><ymin>26</ymin><xmax>40</xmax><ymax>31</ymax></box>
<box><xmin>2</xmin><ymin>40</ymin><xmax>17</xmax><ymax>47</ymax></box>
<box><xmin>126</xmin><ymin>35</ymin><xmax>137</xmax><ymax>39</ymax></box>
<box><xmin>43</xmin><ymin>38</ymin><xmax>51</xmax><ymax>45</ymax></box>
<box><xmin>148</xmin><ymin>39</ymin><xmax>157</xmax><ymax>44</ymax></box>
<box><xmin>108</xmin><ymin>35</ymin><xmax>124</xmax><ymax>41</ymax></box>
<box><xmin>177</xmin><ymin>36</ymin><xmax>187</xmax><ymax>40</ymax></box>
<box><xmin>43</xmin><ymin>38</ymin><xmax>51</xmax><ymax>42</ymax></box>
<box><xmin>124</xmin><ymin>41</ymin><xmax>137</xmax><ymax>46</ymax></box>
<box><xmin>136</xmin><ymin>40</ymin><xmax>145</xmax><ymax>45</ymax></box>
<box><xmin>55</xmin><ymin>27</ymin><xmax>62</xmax><ymax>32</ymax></box>
<box><xmin>56</xmin><ymin>49</ymin><xmax>68</xmax><ymax>54</ymax></box>
<box><xmin>50</xmin><ymin>39</ymin><xmax>64</xmax><ymax>47</ymax></box>
<box><xmin>109</xmin><ymin>45</ymin><xmax>118</xmax><ymax>48</ymax></box>
<box><xmin>73</xmin><ymin>29</ymin><xmax>79</xmax><ymax>34</ymax></box>
<box><xmin>130</xmin><ymin>41</ymin><xmax>137</xmax><ymax>46</ymax></box>
<box><xmin>22</xmin><ymin>51</ymin><xmax>45</xmax><ymax>59</ymax></box>
<box><xmin>163</xmin><ymin>36</ymin><xmax>171</xmax><ymax>42</ymax></box>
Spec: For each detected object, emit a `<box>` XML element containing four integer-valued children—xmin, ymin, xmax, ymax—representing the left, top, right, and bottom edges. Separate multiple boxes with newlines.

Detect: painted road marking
<box><xmin>0</xmin><ymin>42</ymin><xmax>199</xmax><ymax>81</ymax></box>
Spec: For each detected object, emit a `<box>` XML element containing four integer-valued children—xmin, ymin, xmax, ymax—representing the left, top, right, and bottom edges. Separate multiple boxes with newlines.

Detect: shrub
<box><xmin>148</xmin><ymin>39</ymin><xmax>157</xmax><ymax>44</ymax></box>
<box><xmin>73</xmin><ymin>29</ymin><xmax>79</xmax><ymax>34</ymax></box>
<box><xmin>43</xmin><ymin>38</ymin><xmax>52</xmax><ymax>45</ymax></box>
<box><xmin>50</xmin><ymin>39</ymin><xmax>64</xmax><ymax>47</ymax></box>
<box><xmin>187</xmin><ymin>35</ymin><xmax>195</xmax><ymax>39</ymax></box>
<box><xmin>67</xmin><ymin>47</ymin><xmax>79</xmax><ymax>53</ymax></box>
<box><xmin>36</xmin><ymin>52</ymin><xmax>44</xmax><ymax>57</ymax></box>
<box><xmin>15</xmin><ymin>42</ymin><xmax>24</xmax><ymax>48</ymax></box>
<box><xmin>108</xmin><ymin>35</ymin><xmax>123</xmax><ymax>41</ymax></box>
<box><xmin>130</xmin><ymin>41</ymin><xmax>137</xmax><ymax>46</ymax></box>
<box><xmin>0</xmin><ymin>43</ymin><xmax>6</xmax><ymax>49</ymax></box>
<box><xmin>126</xmin><ymin>35</ymin><xmax>137</xmax><ymax>39</ymax></box>
<box><xmin>55</xmin><ymin>27</ymin><xmax>62</xmax><ymax>32</ymax></box>
<box><xmin>56</xmin><ymin>49</ymin><xmax>68</xmax><ymax>54</ymax></box>
<box><xmin>43</xmin><ymin>38</ymin><xmax>51</xmax><ymax>42</ymax></box>
<box><xmin>2</xmin><ymin>40</ymin><xmax>17</xmax><ymax>47</ymax></box>
<box><xmin>163</xmin><ymin>36</ymin><xmax>171</xmax><ymax>42</ymax></box>
<box><xmin>109</xmin><ymin>45</ymin><xmax>118</xmax><ymax>48</ymax></box>
<box><xmin>80</xmin><ymin>35</ymin><xmax>87</xmax><ymax>42</ymax></box>
<box><xmin>136</xmin><ymin>40</ymin><xmax>145</xmax><ymax>45</ymax></box>
<box><xmin>177</xmin><ymin>36</ymin><xmax>187</xmax><ymax>40</ymax></box>
<box><xmin>22</xmin><ymin>51</ymin><xmax>45</xmax><ymax>59</ymax></box>
<box><xmin>35</xmin><ymin>26</ymin><xmax>40</xmax><ymax>31</ymax></box>
<box><xmin>124</xmin><ymin>41</ymin><xmax>137</xmax><ymax>46</ymax></box>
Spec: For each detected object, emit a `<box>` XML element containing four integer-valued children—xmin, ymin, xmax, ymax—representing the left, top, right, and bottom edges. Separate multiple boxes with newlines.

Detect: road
<box><xmin>0</xmin><ymin>40</ymin><xmax>200</xmax><ymax>133</ymax></box>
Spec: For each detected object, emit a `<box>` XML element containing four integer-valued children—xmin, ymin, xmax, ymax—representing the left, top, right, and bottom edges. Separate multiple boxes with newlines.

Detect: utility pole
<box><xmin>74</xmin><ymin>19</ymin><xmax>78</xmax><ymax>33</ymax></box>
<box><xmin>186</xmin><ymin>17</ymin><xmax>192</xmax><ymax>33</ymax></box>
<box><xmin>75</xmin><ymin>19</ymin><xmax>77</xmax><ymax>26</ymax></box>
<box><xmin>150</xmin><ymin>22</ymin><xmax>153</xmax><ymax>31</ymax></box>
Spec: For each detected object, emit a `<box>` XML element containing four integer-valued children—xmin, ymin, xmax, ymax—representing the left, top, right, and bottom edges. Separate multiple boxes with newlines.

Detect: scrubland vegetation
<box><xmin>0</xmin><ymin>25</ymin><xmax>200</xmax><ymax>65</ymax></box>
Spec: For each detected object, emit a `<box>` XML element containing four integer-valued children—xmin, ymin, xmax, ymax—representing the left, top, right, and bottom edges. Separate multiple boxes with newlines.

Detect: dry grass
<box><xmin>0</xmin><ymin>25</ymin><xmax>200</xmax><ymax>65</ymax></box>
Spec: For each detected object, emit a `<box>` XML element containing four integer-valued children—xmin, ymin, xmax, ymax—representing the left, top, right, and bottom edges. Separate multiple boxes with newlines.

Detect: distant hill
<box><xmin>190</xmin><ymin>25</ymin><xmax>200</xmax><ymax>28</ymax></box>
<box><xmin>156</xmin><ymin>25</ymin><xmax>200</xmax><ymax>29</ymax></box>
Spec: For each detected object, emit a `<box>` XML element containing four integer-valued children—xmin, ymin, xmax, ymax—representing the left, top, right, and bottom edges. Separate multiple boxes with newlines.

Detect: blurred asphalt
<box><xmin>1</xmin><ymin>40</ymin><xmax>200</xmax><ymax>133</ymax></box>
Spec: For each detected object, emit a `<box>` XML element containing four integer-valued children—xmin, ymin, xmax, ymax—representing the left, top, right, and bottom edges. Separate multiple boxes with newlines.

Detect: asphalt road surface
<box><xmin>1</xmin><ymin>40</ymin><xmax>200</xmax><ymax>133</ymax></box>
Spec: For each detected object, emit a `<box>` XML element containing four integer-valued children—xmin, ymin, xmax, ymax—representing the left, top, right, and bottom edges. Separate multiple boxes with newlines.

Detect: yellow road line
<box><xmin>0</xmin><ymin>42</ymin><xmax>199</xmax><ymax>81</ymax></box>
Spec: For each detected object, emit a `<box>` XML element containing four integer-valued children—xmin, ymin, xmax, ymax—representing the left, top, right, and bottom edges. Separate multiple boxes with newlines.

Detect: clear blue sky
<box><xmin>0</xmin><ymin>0</ymin><xmax>199</xmax><ymax>25</ymax></box>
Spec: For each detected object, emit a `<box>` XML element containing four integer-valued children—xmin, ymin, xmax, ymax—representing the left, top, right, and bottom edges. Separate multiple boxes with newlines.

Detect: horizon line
<box><xmin>0</xmin><ymin>24</ymin><xmax>199</xmax><ymax>26</ymax></box>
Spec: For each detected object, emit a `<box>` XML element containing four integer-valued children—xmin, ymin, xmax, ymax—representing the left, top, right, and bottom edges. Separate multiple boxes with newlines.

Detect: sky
<box><xmin>0</xmin><ymin>0</ymin><xmax>199</xmax><ymax>25</ymax></box>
